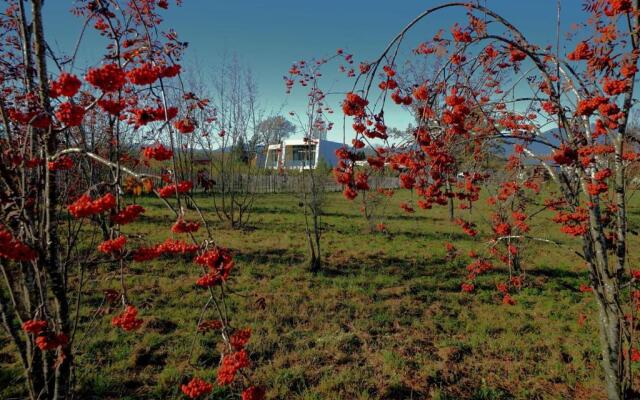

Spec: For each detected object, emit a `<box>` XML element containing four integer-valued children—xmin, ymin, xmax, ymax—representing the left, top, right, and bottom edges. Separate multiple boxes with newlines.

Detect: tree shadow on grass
<box><xmin>389</xmin><ymin>230</ymin><xmax>470</xmax><ymax>242</ymax></box>
<box><xmin>233</xmin><ymin>247</ymin><xmax>306</xmax><ymax>266</ymax></box>
<box><xmin>526</xmin><ymin>265</ymin><xmax>587</xmax><ymax>281</ymax></box>
<box><xmin>318</xmin><ymin>253</ymin><xmax>462</xmax><ymax>280</ymax></box>
<box><xmin>317</xmin><ymin>250</ymin><xmax>588</xmax><ymax>298</ymax></box>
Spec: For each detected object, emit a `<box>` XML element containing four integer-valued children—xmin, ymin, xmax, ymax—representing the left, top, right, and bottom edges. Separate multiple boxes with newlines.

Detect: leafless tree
<box><xmin>193</xmin><ymin>56</ymin><xmax>262</xmax><ymax>228</ymax></box>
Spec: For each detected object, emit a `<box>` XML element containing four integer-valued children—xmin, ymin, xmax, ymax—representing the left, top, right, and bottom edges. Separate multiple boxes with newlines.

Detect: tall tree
<box><xmin>256</xmin><ymin>115</ymin><xmax>295</xmax><ymax>145</ymax></box>
<box><xmin>311</xmin><ymin>2</ymin><xmax>640</xmax><ymax>399</ymax></box>
<box><xmin>0</xmin><ymin>2</ymin><xmax>262</xmax><ymax>399</ymax></box>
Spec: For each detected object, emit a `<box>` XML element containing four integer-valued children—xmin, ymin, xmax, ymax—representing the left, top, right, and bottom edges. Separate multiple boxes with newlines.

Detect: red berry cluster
<box><xmin>143</xmin><ymin>143</ymin><xmax>173</xmax><ymax>161</ymax></box>
<box><xmin>97</xmin><ymin>235</ymin><xmax>127</xmax><ymax>255</ymax></box>
<box><xmin>553</xmin><ymin>208</ymin><xmax>589</xmax><ymax>236</ymax></box>
<box><xmin>158</xmin><ymin>181</ymin><xmax>193</xmax><ymax>197</ymax></box>
<box><xmin>111</xmin><ymin>305</ymin><xmax>143</xmax><ymax>332</ymax></box>
<box><xmin>242</xmin><ymin>386</ymin><xmax>266</xmax><ymax>400</ymax></box>
<box><xmin>55</xmin><ymin>102</ymin><xmax>85</xmax><ymax>127</ymax></box>
<box><xmin>171</xmin><ymin>218</ymin><xmax>200</xmax><ymax>233</ymax></box>
<box><xmin>342</xmin><ymin>92</ymin><xmax>368</xmax><ymax>117</ymax></box>
<box><xmin>22</xmin><ymin>320</ymin><xmax>68</xmax><ymax>350</ymax></box>
<box><xmin>85</xmin><ymin>63</ymin><xmax>127</xmax><ymax>93</ymax></box>
<box><xmin>230</xmin><ymin>328</ymin><xmax>251</xmax><ymax>350</ymax></box>
<box><xmin>48</xmin><ymin>155</ymin><xmax>74</xmax><ymax>171</ymax></box>
<box><xmin>97</xmin><ymin>98</ymin><xmax>127</xmax><ymax>115</ymax></box>
<box><xmin>112</xmin><ymin>205</ymin><xmax>145</xmax><ymax>225</ymax></box>
<box><xmin>197</xmin><ymin>319</ymin><xmax>223</xmax><ymax>332</ymax></box>
<box><xmin>174</xmin><ymin>118</ymin><xmax>196</xmax><ymax>133</ymax></box>
<box><xmin>156</xmin><ymin>238</ymin><xmax>200</xmax><ymax>255</ymax></box>
<box><xmin>131</xmin><ymin>106</ymin><xmax>178</xmax><ymax>127</ymax></box>
<box><xmin>49</xmin><ymin>72</ymin><xmax>82</xmax><ymax>98</ymax></box>
<box><xmin>68</xmin><ymin>193</ymin><xmax>116</xmax><ymax>218</ymax></box>
<box><xmin>127</xmin><ymin>62</ymin><xmax>161</xmax><ymax>86</ymax></box>
<box><xmin>22</xmin><ymin>320</ymin><xmax>48</xmax><ymax>335</ymax></box>
<box><xmin>8</xmin><ymin>108</ymin><xmax>51</xmax><ymax>128</ymax></box>
<box><xmin>131</xmin><ymin>238</ymin><xmax>199</xmax><ymax>262</ymax></box>
<box><xmin>35</xmin><ymin>332</ymin><xmax>68</xmax><ymax>351</ymax></box>
<box><xmin>180</xmin><ymin>377</ymin><xmax>213</xmax><ymax>399</ymax></box>
<box><xmin>217</xmin><ymin>350</ymin><xmax>250</xmax><ymax>385</ymax></box>
<box><xmin>454</xmin><ymin>218</ymin><xmax>478</xmax><ymax>237</ymax></box>
<box><xmin>0</xmin><ymin>226</ymin><xmax>37</xmax><ymax>261</ymax></box>
<box><xmin>194</xmin><ymin>247</ymin><xmax>235</xmax><ymax>287</ymax></box>
<box><xmin>125</xmin><ymin>62</ymin><xmax>182</xmax><ymax>86</ymax></box>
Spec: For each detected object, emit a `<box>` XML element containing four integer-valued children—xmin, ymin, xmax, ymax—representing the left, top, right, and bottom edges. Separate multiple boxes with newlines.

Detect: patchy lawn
<box><xmin>4</xmin><ymin>189</ymin><xmax>638</xmax><ymax>399</ymax></box>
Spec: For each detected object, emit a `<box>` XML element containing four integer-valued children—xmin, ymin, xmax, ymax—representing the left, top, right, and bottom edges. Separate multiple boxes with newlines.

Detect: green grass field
<box><xmin>3</xmin><ymin>189</ymin><xmax>640</xmax><ymax>399</ymax></box>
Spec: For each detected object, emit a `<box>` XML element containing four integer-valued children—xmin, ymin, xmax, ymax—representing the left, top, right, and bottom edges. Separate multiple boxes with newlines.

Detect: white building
<box><xmin>264</xmin><ymin>138</ymin><xmax>344</xmax><ymax>170</ymax></box>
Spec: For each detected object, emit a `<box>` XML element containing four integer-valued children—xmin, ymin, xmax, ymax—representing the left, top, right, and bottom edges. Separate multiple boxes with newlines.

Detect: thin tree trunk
<box><xmin>585</xmin><ymin>233</ymin><xmax>629</xmax><ymax>400</ymax></box>
<box><xmin>593</xmin><ymin>285</ymin><xmax>626</xmax><ymax>400</ymax></box>
<box><xmin>32</xmin><ymin>0</ymin><xmax>71</xmax><ymax>397</ymax></box>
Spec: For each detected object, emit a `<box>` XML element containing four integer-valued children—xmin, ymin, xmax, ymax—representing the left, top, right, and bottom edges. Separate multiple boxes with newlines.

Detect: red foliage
<box><xmin>354</xmin><ymin>172</ymin><xmax>370</xmax><ymax>191</ymax></box>
<box><xmin>632</xmin><ymin>348</ymin><xmax>640</xmax><ymax>363</ymax></box>
<box><xmin>132</xmin><ymin>246</ymin><xmax>161</xmax><ymax>262</ymax></box>
<box><xmin>451</xmin><ymin>24</ymin><xmax>472</xmax><ymax>43</ymax></box>
<box><xmin>155</xmin><ymin>239</ymin><xmax>199</xmax><ymax>255</ymax></box>
<box><xmin>455</xmin><ymin>218</ymin><xmax>478</xmax><ymax>237</ymax></box>
<box><xmin>579</xmin><ymin>284</ymin><xmax>593</xmax><ymax>293</ymax></box>
<box><xmin>400</xmin><ymin>202</ymin><xmax>415</xmax><ymax>213</ymax></box>
<box><xmin>195</xmin><ymin>247</ymin><xmax>235</xmax><ymax>287</ymax></box>
<box><xmin>508</xmin><ymin>46</ymin><xmax>526</xmax><ymax>62</ymax></box>
<box><xmin>343</xmin><ymin>185</ymin><xmax>357</xmax><ymax>200</ymax></box>
<box><xmin>586</xmin><ymin>181</ymin><xmax>608</xmax><ymax>196</ymax></box>
<box><xmin>605</xmin><ymin>0</ymin><xmax>632</xmax><ymax>16</ymax></box>
<box><xmin>621</xmin><ymin>62</ymin><xmax>638</xmax><ymax>78</ymax></box>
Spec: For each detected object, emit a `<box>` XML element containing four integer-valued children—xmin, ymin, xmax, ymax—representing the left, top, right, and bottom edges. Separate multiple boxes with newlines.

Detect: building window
<box><xmin>291</xmin><ymin>145</ymin><xmax>315</xmax><ymax>163</ymax></box>
<box><xmin>267</xmin><ymin>150</ymin><xmax>279</xmax><ymax>167</ymax></box>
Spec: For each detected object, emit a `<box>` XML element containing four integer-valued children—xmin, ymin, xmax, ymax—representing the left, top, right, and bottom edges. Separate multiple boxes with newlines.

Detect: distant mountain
<box><xmin>500</xmin><ymin>127</ymin><xmax>562</xmax><ymax>165</ymax></box>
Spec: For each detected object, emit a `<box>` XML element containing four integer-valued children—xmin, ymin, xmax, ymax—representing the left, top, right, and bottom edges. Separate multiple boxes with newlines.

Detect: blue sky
<box><xmin>44</xmin><ymin>1</ymin><xmax>587</xmax><ymax>141</ymax></box>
